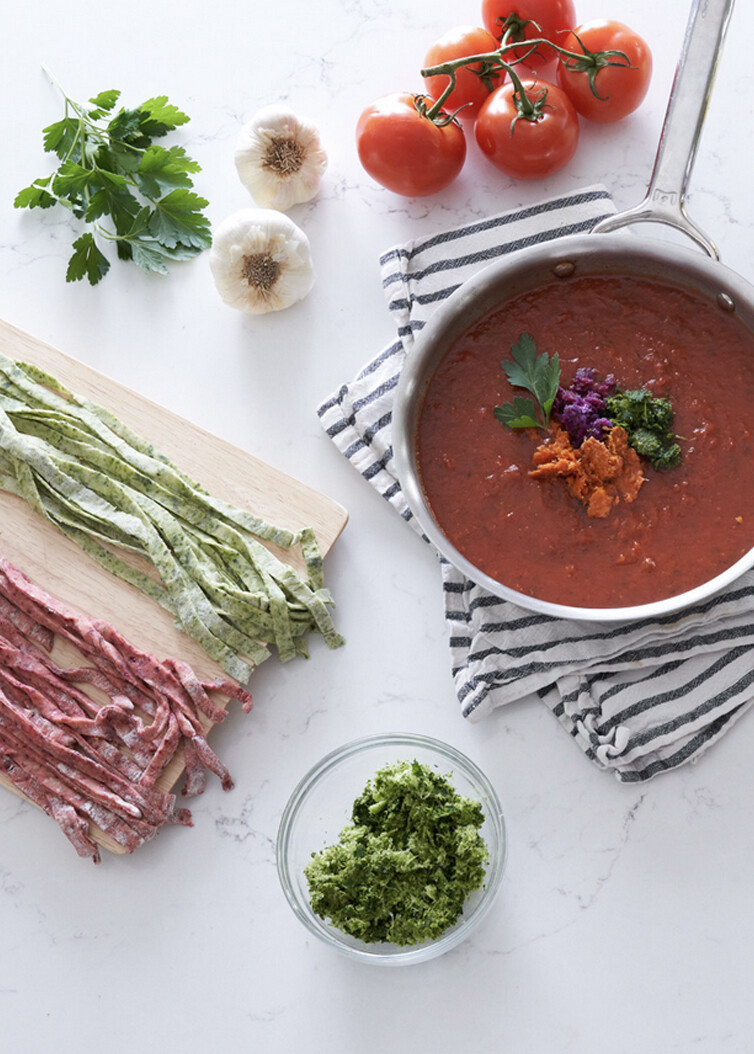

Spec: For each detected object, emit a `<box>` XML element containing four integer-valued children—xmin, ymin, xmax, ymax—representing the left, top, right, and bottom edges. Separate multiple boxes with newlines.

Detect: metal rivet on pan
<box><xmin>717</xmin><ymin>292</ymin><xmax>736</xmax><ymax>312</ymax></box>
<box><xmin>552</xmin><ymin>261</ymin><xmax>576</xmax><ymax>278</ymax></box>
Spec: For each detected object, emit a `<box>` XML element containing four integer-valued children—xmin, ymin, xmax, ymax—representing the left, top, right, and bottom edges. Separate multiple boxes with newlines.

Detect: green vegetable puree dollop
<box><xmin>304</xmin><ymin>758</ymin><xmax>490</xmax><ymax>946</ymax></box>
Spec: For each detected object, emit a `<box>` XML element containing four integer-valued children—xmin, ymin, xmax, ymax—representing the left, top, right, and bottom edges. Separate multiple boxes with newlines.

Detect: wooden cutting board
<box><xmin>0</xmin><ymin>317</ymin><xmax>348</xmax><ymax>854</ymax></box>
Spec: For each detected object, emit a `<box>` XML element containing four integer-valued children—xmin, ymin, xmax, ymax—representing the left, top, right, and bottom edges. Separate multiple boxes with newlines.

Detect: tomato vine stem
<box><xmin>420</xmin><ymin>35</ymin><xmax>632</xmax><ymax>125</ymax></box>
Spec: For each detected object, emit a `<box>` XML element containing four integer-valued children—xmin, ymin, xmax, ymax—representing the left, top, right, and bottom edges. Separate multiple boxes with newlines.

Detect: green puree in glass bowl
<box><xmin>303</xmin><ymin>759</ymin><xmax>490</xmax><ymax>946</ymax></box>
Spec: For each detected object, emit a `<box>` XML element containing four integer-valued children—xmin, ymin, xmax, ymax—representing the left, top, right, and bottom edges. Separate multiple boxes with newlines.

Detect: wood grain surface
<box><xmin>0</xmin><ymin>317</ymin><xmax>348</xmax><ymax>853</ymax></box>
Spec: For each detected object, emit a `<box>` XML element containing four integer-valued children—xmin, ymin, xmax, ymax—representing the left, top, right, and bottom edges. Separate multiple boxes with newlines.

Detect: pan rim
<box><xmin>392</xmin><ymin>231</ymin><xmax>754</xmax><ymax>623</ymax></box>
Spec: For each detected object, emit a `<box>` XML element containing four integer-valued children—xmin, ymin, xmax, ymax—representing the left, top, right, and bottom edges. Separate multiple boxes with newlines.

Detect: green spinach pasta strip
<box><xmin>1</xmin><ymin>358</ymin><xmax>296</xmax><ymax>547</ymax></box>
<box><xmin>1</xmin><ymin>380</ymin><xmax>332</xmax><ymax>611</ymax></box>
<box><xmin>18</xmin><ymin>453</ymin><xmax>273</xmax><ymax>677</ymax></box>
<box><xmin>0</xmin><ymin>354</ymin><xmax>343</xmax><ymax>680</ymax></box>
<box><xmin>24</xmin><ymin>457</ymin><xmax>294</xmax><ymax>668</ymax></box>
<box><xmin>11</xmin><ymin>412</ymin><xmax>333</xmax><ymax>645</ymax></box>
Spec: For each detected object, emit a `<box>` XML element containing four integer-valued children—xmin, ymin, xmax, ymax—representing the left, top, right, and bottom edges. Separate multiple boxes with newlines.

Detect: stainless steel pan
<box><xmin>393</xmin><ymin>0</ymin><xmax>752</xmax><ymax>622</ymax></box>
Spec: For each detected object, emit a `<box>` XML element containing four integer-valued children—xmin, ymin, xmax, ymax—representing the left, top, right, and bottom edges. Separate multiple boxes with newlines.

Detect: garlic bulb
<box><xmin>234</xmin><ymin>105</ymin><xmax>328</xmax><ymax>211</ymax></box>
<box><xmin>209</xmin><ymin>208</ymin><xmax>315</xmax><ymax>314</ymax></box>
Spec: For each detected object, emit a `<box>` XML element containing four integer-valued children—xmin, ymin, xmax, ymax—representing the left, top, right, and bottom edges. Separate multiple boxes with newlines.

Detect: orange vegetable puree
<box><xmin>530</xmin><ymin>424</ymin><xmax>644</xmax><ymax>519</ymax></box>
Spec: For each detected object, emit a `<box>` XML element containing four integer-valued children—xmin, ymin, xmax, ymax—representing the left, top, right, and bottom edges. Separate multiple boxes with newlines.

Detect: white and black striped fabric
<box><xmin>317</xmin><ymin>186</ymin><xmax>754</xmax><ymax>782</ymax></box>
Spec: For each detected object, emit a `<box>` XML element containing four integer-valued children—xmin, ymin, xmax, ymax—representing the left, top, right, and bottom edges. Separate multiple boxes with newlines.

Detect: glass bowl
<box><xmin>276</xmin><ymin>732</ymin><xmax>506</xmax><ymax>966</ymax></box>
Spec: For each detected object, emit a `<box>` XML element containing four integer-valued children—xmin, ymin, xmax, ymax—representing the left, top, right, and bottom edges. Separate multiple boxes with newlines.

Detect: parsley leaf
<box><xmin>494</xmin><ymin>396</ymin><xmax>544</xmax><ymax>430</ymax></box>
<box><xmin>137</xmin><ymin>96</ymin><xmax>191</xmax><ymax>137</ymax></box>
<box><xmin>15</xmin><ymin>70</ymin><xmax>211</xmax><ymax>286</ymax></box>
<box><xmin>106</xmin><ymin>107</ymin><xmax>151</xmax><ymax>147</ymax></box>
<box><xmin>130</xmin><ymin>242</ymin><xmax>171</xmax><ymax>276</ymax></box>
<box><xmin>89</xmin><ymin>90</ymin><xmax>120</xmax><ymax>113</ymax></box>
<box><xmin>84</xmin><ymin>171</ymin><xmax>139</xmax><ymax>228</ymax></box>
<box><xmin>135</xmin><ymin>144</ymin><xmax>199</xmax><ymax>198</ymax></box>
<box><xmin>14</xmin><ymin>176</ymin><xmax>56</xmax><ymax>209</ymax></box>
<box><xmin>42</xmin><ymin>117</ymin><xmax>82</xmax><ymax>160</ymax></box>
<box><xmin>52</xmin><ymin>160</ymin><xmax>103</xmax><ymax>202</ymax></box>
<box><xmin>147</xmin><ymin>188</ymin><xmax>212</xmax><ymax>250</ymax></box>
<box><xmin>66</xmin><ymin>233</ymin><xmax>111</xmax><ymax>284</ymax></box>
<box><xmin>495</xmin><ymin>333</ymin><xmax>561</xmax><ymax>430</ymax></box>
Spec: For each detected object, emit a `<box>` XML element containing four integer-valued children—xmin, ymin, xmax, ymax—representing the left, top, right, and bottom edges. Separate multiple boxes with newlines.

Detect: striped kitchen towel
<box><xmin>317</xmin><ymin>186</ymin><xmax>754</xmax><ymax>782</ymax></box>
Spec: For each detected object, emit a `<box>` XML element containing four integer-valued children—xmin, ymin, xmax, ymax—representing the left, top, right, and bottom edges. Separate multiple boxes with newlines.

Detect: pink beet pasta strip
<box><xmin>0</xmin><ymin>556</ymin><xmax>253</xmax><ymax>861</ymax></box>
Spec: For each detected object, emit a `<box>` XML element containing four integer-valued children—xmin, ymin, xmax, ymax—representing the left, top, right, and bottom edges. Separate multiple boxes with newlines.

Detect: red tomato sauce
<box><xmin>416</xmin><ymin>274</ymin><xmax>754</xmax><ymax>608</ymax></box>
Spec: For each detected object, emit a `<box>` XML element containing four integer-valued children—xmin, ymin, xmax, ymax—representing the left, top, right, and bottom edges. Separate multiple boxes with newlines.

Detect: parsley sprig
<box><xmin>14</xmin><ymin>70</ymin><xmax>211</xmax><ymax>285</ymax></box>
<box><xmin>494</xmin><ymin>333</ymin><xmax>561</xmax><ymax>430</ymax></box>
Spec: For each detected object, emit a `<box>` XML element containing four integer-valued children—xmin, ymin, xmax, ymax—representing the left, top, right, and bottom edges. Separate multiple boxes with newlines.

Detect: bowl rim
<box><xmin>276</xmin><ymin>731</ymin><xmax>507</xmax><ymax>965</ymax></box>
<box><xmin>391</xmin><ymin>233</ymin><xmax>754</xmax><ymax>623</ymax></box>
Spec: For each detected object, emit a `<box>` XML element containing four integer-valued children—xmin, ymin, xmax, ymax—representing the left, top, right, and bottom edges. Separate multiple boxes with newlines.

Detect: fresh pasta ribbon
<box><xmin>0</xmin><ymin>352</ymin><xmax>344</xmax><ymax>682</ymax></box>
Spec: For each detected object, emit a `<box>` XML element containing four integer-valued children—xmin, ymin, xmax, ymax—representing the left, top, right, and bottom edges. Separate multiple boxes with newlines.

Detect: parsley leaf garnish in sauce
<box><xmin>494</xmin><ymin>333</ymin><xmax>561</xmax><ymax>430</ymax></box>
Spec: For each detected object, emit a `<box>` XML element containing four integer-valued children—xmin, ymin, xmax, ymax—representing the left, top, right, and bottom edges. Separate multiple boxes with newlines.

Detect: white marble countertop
<box><xmin>2</xmin><ymin>0</ymin><xmax>754</xmax><ymax>1050</ymax></box>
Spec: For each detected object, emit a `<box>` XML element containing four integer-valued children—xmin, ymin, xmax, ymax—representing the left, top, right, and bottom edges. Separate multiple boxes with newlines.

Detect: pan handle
<box><xmin>591</xmin><ymin>0</ymin><xmax>735</xmax><ymax>259</ymax></box>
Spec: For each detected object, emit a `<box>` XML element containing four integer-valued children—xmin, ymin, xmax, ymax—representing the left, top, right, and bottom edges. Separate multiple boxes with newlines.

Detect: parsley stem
<box><xmin>41</xmin><ymin>65</ymin><xmax>147</xmax><ymax>162</ymax></box>
<box><xmin>41</xmin><ymin>63</ymin><xmax>66</xmax><ymax>99</ymax></box>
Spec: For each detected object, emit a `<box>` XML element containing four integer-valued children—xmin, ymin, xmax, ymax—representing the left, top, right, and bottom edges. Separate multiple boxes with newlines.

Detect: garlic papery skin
<box><xmin>209</xmin><ymin>208</ymin><xmax>315</xmax><ymax>314</ymax></box>
<box><xmin>234</xmin><ymin>105</ymin><xmax>328</xmax><ymax>210</ymax></box>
